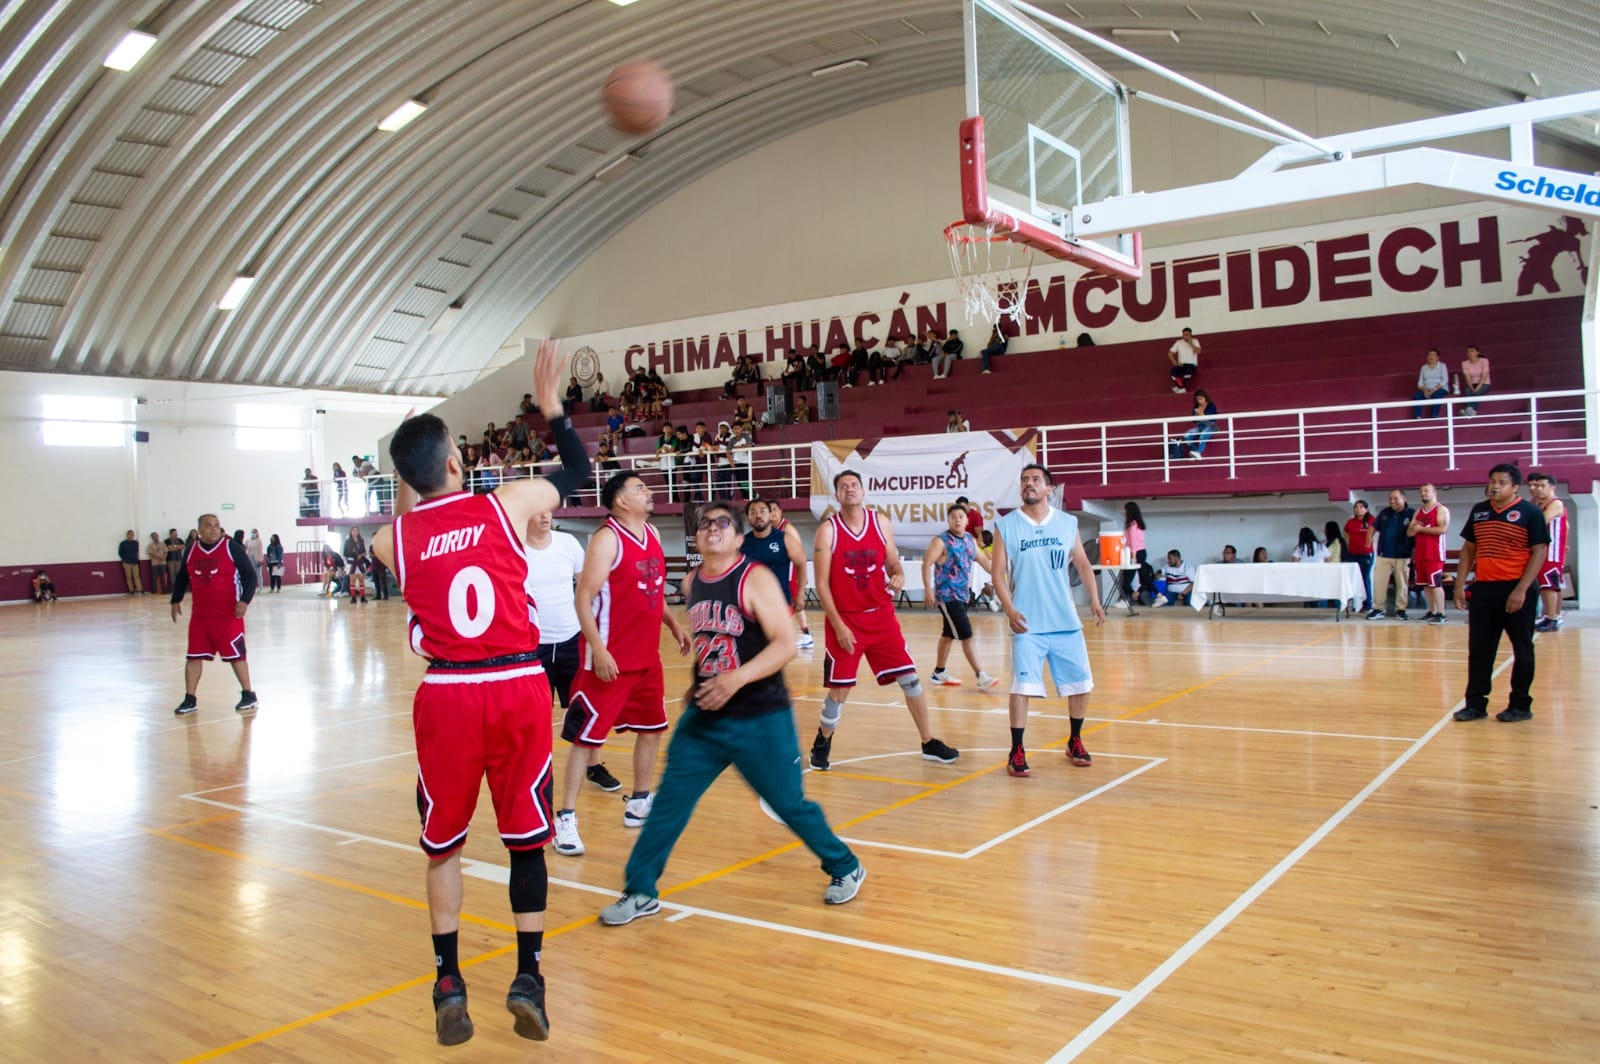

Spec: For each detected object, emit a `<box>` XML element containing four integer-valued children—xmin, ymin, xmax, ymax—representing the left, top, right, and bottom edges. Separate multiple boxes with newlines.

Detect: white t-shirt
<box><xmin>1293</xmin><ymin>542</ymin><xmax>1330</xmax><ymax>563</ymax></box>
<box><xmin>1169</xmin><ymin>337</ymin><xmax>1200</xmax><ymax>365</ymax></box>
<box><xmin>524</xmin><ymin>530</ymin><xmax>585</xmax><ymax>642</ymax></box>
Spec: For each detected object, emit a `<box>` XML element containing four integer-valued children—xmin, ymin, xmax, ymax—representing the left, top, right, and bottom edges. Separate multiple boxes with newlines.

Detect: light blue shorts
<box><xmin>1011</xmin><ymin>629</ymin><xmax>1093</xmax><ymax>698</ymax></box>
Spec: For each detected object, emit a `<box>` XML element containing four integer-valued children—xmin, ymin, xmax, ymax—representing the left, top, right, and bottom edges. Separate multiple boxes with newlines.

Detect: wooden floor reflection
<box><xmin>1</xmin><ymin>591</ymin><xmax>1596</xmax><ymax>1062</ymax></box>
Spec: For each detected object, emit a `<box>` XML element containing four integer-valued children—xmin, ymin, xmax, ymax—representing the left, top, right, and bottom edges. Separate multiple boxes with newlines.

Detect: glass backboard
<box><xmin>960</xmin><ymin>0</ymin><xmax>1140</xmax><ymax>277</ymax></box>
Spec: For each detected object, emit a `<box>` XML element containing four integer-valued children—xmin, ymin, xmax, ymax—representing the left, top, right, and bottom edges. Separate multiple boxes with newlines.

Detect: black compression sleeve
<box><xmin>541</xmin><ymin>414</ymin><xmax>592</xmax><ymax>500</ymax></box>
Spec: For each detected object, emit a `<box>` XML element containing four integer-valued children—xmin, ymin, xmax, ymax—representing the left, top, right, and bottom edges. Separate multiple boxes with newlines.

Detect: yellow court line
<box><xmin>152</xmin><ymin>811</ymin><xmax>243</xmax><ymax>832</ymax></box>
<box><xmin>147</xmin><ymin>828</ymin><xmax>514</xmax><ymax>932</ymax></box>
<box><xmin>178</xmin><ymin>911</ymin><xmax>597</xmax><ymax>1064</ymax></box>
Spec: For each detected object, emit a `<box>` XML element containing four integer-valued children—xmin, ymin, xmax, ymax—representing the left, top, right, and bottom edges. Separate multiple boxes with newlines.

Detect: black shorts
<box><xmin>936</xmin><ymin>599</ymin><xmax>973</xmax><ymax>641</ymax></box>
<box><xmin>536</xmin><ymin>632</ymin><xmax>581</xmax><ymax>708</ymax></box>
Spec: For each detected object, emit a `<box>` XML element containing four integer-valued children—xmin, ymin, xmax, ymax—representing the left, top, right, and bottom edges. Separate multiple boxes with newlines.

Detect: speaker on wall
<box><xmin>815</xmin><ymin>381</ymin><xmax>840</xmax><ymax>421</ymax></box>
<box><xmin>764</xmin><ymin>384</ymin><xmax>787</xmax><ymax>420</ymax></box>
<box><xmin>133</xmin><ymin>430</ymin><xmax>150</xmax><ymax>443</ymax></box>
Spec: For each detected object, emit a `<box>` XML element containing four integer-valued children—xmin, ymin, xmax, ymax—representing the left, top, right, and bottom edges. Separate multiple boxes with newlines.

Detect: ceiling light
<box><xmin>1111</xmin><ymin>28</ymin><xmax>1180</xmax><ymax>42</ymax></box>
<box><xmin>608</xmin><ymin>0</ymin><xmax>643</xmax><ymax>5</ymax></box>
<box><xmin>812</xmin><ymin>59</ymin><xmax>869</xmax><ymax>77</ymax></box>
<box><xmin>378</xmin><ymin>99</ymin><xmax>427</xmax><ymax>132</ymax></box>
<box><xmin>217</xmin><ymin>275</ymin><xmax>255</xmax><ymax>311</ymax></box>
<box><xmin>103</xmin><ymin>31</ymin><xmax>157</xmax><ymax>71</ymax></box>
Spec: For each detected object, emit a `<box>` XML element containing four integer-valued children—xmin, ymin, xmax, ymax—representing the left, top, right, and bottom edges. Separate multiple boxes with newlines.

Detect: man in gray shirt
<box><xmin>1412</xmin><ymin>348</ymin><xmax>1449</xmax><ymax>419</ymax></box>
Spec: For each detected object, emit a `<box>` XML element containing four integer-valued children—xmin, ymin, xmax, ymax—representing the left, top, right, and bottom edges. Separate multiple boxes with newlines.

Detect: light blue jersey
<box><xmin>997</xmin><ymin>506</ymin><xmax>1082</xmax><ymax>634</ymax></box>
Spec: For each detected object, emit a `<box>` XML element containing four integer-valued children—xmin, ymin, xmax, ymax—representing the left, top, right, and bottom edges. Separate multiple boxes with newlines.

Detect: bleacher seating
<box><xmin>538</xmin><ymin>295</ymin><xmax>1595</xmax><ymax>515</ymax></box>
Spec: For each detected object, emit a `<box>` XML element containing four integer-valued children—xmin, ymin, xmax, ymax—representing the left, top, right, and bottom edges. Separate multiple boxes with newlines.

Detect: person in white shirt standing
<box><xmin>1168</xmin><ymin>327</ymin><xmax>1201</xmax><ymax>393</ymax></box>
<box><xmin>523</xmin><ymin>512</ymin><xmax>624</xmax><ymax>853</ymax></box>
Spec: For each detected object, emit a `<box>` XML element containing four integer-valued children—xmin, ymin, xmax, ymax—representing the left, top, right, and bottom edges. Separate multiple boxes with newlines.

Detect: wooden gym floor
<box><xmin>0</xmin><ymin>590</ymin><xmax>1595</xmax><ymax>1062</ymax></box>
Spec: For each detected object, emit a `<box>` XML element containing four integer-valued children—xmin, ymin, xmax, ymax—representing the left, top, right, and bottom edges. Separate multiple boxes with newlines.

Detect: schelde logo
<box><xmin>1494</xmin><ymin>171</ymin><xmax>1600</xmax><ymax>206</ymax></box>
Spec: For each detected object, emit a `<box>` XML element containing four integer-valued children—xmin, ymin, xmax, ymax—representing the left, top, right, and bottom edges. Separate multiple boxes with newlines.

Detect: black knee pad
<box><xmin>508</xmin><ymin>847</ymin><xmax>548</xmax><ymax>913</ymax></box>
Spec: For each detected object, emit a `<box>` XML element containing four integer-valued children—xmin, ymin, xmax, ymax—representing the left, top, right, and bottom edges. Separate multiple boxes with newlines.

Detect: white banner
<box><xmin>809</xmin><ymin>431</ymin><xmax>1038</xmax><ymax>542</ymax></box>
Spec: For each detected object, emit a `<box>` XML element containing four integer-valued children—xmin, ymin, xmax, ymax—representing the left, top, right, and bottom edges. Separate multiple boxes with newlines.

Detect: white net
<box><xmin>944</xmin><ymin>222</ymin><xmax>1035</xmax><ymax>330</ymax></box>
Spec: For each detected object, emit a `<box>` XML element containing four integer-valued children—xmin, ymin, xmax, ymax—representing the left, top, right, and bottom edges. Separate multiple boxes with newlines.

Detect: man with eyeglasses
<box><xmin>599</xmin><ymin>502</ymin><xmax>864</xmax><ymax>927</ymax></box>
<box><xmin>552</xmin><ymin>471</ymin><xmax>690</xmax><ymax>859</ymax></box>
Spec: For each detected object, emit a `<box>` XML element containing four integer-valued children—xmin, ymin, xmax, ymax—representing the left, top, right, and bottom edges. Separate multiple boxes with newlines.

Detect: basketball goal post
<box><xmin>955</xmin><ymin>0</ymin><xmax>1600</xmax><ymax>457</ymax></box>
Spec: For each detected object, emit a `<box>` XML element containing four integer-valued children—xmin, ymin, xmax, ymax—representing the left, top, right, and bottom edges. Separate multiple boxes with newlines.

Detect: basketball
<box><xmin>601</xmin><ymin>59</ymin><xmax>673</xmax><ymax>136</ymax></box>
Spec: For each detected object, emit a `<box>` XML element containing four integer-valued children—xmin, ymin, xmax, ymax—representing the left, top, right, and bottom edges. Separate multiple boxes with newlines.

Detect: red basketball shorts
<box><xmin>562</xmin><ymin>663</ymin><xmax>667</xmax><ymax>746</ymax></box>
<box><xmin>187</xmin><ymin>610</ymin><xmax>246</xmax><ymax>661</ymax></box>
<box><xmin>823</xmin><ymin>607</ymin><xmax>915</xmax><ymax>687</ymax></box>
<box><xmin>1537</xmin><ymin>561</ymin><xmax>1564</xmax><ymax>591</ymax></box>
<box><xmin>1413</xmin><ymin>559</ymin><xmax>1445</xmax><ymax>588</ymax></box>
<box><xmin>413</xmin><ymin>666</ymin><xmax>554</xmax><ymax>857</ymax></box>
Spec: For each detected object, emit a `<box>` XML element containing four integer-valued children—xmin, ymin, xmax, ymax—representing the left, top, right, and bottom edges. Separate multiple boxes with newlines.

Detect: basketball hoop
<box><xmin>944</xmin><ymin>221</ymin><xmax>1035</xmax><ymax>330</ymax></box>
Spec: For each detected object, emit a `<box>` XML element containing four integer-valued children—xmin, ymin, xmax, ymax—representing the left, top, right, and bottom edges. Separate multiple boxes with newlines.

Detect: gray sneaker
<box><xmin>823</xmin><ymin>863</ymin><xmax>866</xmax><ymax>905</ymax></box>
<box><xmin>599</xmin><ymin>893</ymin><xmax>661</xmax><ymax>926</ymax></box>
<box><xmin>622</xmin><ymin>791</ymin><xmax>654</xmax><ymax>828</ymax></box>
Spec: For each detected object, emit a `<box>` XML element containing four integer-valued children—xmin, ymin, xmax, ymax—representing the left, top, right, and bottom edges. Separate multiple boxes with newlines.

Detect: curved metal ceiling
<box><xmin>1</xmin><ymin>0</ymin><xmax>1596</xmax><ymax>396</ymax></box>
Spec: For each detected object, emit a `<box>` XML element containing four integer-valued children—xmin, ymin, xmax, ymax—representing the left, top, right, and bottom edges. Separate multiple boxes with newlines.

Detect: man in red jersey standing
<box><xmin>1527</xmin><ymin>472</ymin><xmax>1568</xmax><ymax>632</ymax></box>
<box><xmin>551</xmin><ymin>470</ymin><xmax>691</xmax><ymax>857</ymax></box>
<box><xmin>371</xmin><ymin>340</ymin><xmax>589</xmax><ymax>1048</ymax></box>
<box><xmin>170</xmin><ymin>512</ymin><xmax>258</xmax><ymax>716</ymax></box>
<box><xmin>1408</xmin><ymin>483</ymin><xmax>1451</xmax><ymax>624</ymax></box>
<box><xmin>808</xmin><ymin>470</ymin><xmax>959</xmax><ymax>771</ymax></box>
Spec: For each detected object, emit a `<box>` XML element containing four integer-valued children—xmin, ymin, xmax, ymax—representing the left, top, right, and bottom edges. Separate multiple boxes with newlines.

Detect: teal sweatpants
<box><xmin>623</xmin><ymin>703</ymin><xmax>858</xmax><ymax>898</ymax></box>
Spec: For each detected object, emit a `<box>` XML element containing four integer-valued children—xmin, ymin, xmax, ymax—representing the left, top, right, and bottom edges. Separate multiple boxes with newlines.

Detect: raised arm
<box><xmin>496</xmin><ymin>339</ymin><xmax>592</xmax><ymax>530</ymax></box>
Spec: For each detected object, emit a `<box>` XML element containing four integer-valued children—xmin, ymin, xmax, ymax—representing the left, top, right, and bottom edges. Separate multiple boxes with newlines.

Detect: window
<box><xmin>236</xmin><ymin>404</ymin><xmax>301</xmax><ymax>451</ymax></box>
<box><xmin>42</xmin><ymin>395</ymin><xmax>126</xmax><ymax>447</ymax></box>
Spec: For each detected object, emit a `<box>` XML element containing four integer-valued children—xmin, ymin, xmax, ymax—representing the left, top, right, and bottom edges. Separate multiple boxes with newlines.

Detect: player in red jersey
<box><xmin>371</xmin><ymin>339</ymin><xmax>589</xmax><ymax>1048</ymax></box>
<box><xmin>809</xmin><ymin>469</ymin><xmax>959</xmax><ymax>771</ymax></box>
<box><xmin>1527</xmin><ymin>472</ymin><xmax>1567</xmax><ymax>631</ymax></box>
<box><xmin>1408</xmin><ymin>483</ymin><xmax>1451</xmax><ymax>624</ymax></box>
<box><xmin>170</xmin><ymin>512</ymin><xmax>258</xmax><ymax>715</ymax></box>
<box><xmin>551</xmin><ymin>470</ymin><xmax>690</xmax><ymax>858</ymax></box>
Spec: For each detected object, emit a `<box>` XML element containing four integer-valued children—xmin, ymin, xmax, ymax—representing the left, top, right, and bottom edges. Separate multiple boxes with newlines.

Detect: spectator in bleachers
<box><xmin>595</xmin><ymin>438</ymin><xmax>621</xmax><ymax>475</ymax></box>
<box><xmin>723</xmin><ymin>355</ymin><xmax>760</xmax><ymax>398</ymax></box>
<box><xmin>603</xmin><ymin>406</ymin><xmax>624</xmax><ymax>448</ymax></box>
<box><xmin>727</xmin><ymin>420</ymin><xmax>755</xmax><ymax>496</ymax></box>
<box><xmin>1076</xmin><ymin>332</ymin><xmax>1096</xmax><ymax>346</ymax></box>
<box><xmin>866</xmin><ymin>345</ymin><xmax>890</xmax><ymax>386</ymax></box>
<box><xmin>945</xmin><ymin>409</ymin><xmax>969</xmax><ymax>433</ymax></box>
<box><xmin>589</xmin><ymin>371</ymin><xmax>610</xmax><ymax>413</ymax></box>
<box><xmin>882</xmin><ymin>335</ymin><xmax>906</xmax><ymax>380</ymax></box>
<box><xmin>980</xmin><ymin>325</ymin><xmax>1008</xmax><ymax>374</ymax></box>
<box><xmin>805</xmin><ymin>345</ymin><xmax>828</xmax><ymax>384</ymax></box>
<box><xmin>1413</xmin><ymin>348</ymin><xmax>1449</xmax><ymax>419</ymax></box>
<box><xmin>916</xmin><ymin>329</ymin><xmax>941</xmax><ymax>364</ymax></box>
<box><xmin>1151</xmin><ymin>549</ymin><xmax>1193</xmax><ymax>607</ymax></box>
<box><xmin>1169</xmin><ymin>390</ymin><xmax>1219</xmax><ymax>460</ymax></box>
<box><xmin>792</xmin><ymin>395</ymin><xmax>813</xmax><ymax>423</ymax></box>
<box><xmin>652</xmin><ymin>422</ymin><xmax>675</xmax><ymax>455</ymax></box>
<box><xmin>732</xmin><ymin>396</ymin><xmax>754</xmax><ymax>426</ymax></box>
<box><xmin>32</xmin><ymin>570</ymin><xmax>57</xmax><ymax>602</ymax></box>
<box><xmin>782</xmin><ymin>349</ymin><xmax>809</xmax><ymax>391</ymax></box>
<box><xmin>931</xmin><ymin>329</ymin><xmax>964</xmax><ymax>379</ymax></box>
<box><xmin>618</xmin><ymin>381</ymin><xmax>639</xmax><ymax>421</ymax></box>
<box><xmin>520</xmin><ymin>393</ymin><xmax>536</xmax><ymax>415</ymax></box>
<box><xmin>827</xmin><ymin>344</ymin><xmax>854</xmax><ymax>386</ymax></box>
<box><xmin>1460</xmin><ymin>344</ymin><xmax>1490</xmax><ymax>416</ymax></box>
<box><xmin>1168</xmin><ymin>327</ymin><xmax>1201</xmax><ymax>392</ymax></box>
<box><xmin>565</xmin><ymin>375</ymin><xmax>584</xmax><ymax>413</ymax></box>
<box><xmin>298</xmin><ymin>469</ymin><xmax>320</xmax><ymax>517</ymax></box>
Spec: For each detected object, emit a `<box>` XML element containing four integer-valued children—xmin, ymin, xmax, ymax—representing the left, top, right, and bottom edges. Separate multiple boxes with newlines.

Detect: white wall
<box><xmin>0</xmin><ymin>370</ymin><xmax>434</xmax><ymax>565</ymax></box>
<box><xmin>500</xmin><ymin>74</ymin><xmax>1598</xmax><ymax>363</ymax></box>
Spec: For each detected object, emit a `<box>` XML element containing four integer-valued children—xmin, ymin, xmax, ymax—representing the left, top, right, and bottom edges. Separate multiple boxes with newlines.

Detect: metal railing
<box><xmin>302</xmin><ymin>388</ymin><xmax>1594</xmax><ymax>518</ymax></box>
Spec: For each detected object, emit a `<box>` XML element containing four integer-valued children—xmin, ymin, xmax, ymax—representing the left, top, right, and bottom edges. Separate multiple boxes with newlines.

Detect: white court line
<box><xmin>180</xmin><ymin>788</ymin><xmax>1132</xmax><ymax>1001</ymax></box>
<box><xmin>152</xmin><ymin>707</ymin><xmax>412</xmax><ymax>736</ymax></box>
<box><xmin>1045</xmin><ymin>653</ymin><xmax>1517</xmax><ymax>1062</ymax></box>
<box><xmin>460</xmin><ymin>860</ymin><xmax>1128</xmax><ymax>999</ymax></box>
<box><xmin>1106</xmin><ymin>719</ymin><xmax>1419</xmax><ymax>742</ymax></box>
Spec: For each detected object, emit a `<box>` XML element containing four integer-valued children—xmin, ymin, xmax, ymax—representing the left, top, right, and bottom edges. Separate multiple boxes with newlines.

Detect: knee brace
<box><xmin>897</xmin><ymin>673</ymin><xmax>924</xmax><ymax>698</ymax></box>
<box><xmin>508</xmin><ymin>847</ymin><xmax>548</xmax><ymax>914</ymax></box>
<box><xmin>820</xmin><ymin>696</ymin><xmax>844</xmax><ymax>729</ymax></box>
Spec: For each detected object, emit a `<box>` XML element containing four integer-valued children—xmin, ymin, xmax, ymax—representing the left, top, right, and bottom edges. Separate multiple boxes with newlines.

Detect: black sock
<box><xmin>1010</xmin><ymin>727</ymin><xmax>1025</xmax><ymax>750</ymax></box>
<box><xmin>432</xmin><ymin>931</ymin><xmax>460</xmax><ymax>981</ymax></box>
<box><xmin>1070</xmin><ymin>717</ymin><xmax>1084</xmax><ymax>740</ymax></box>
<box><xmin>517</xmin><ymin>930</ymin><xmax>543</xmax><ymax>978</ymax></box>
